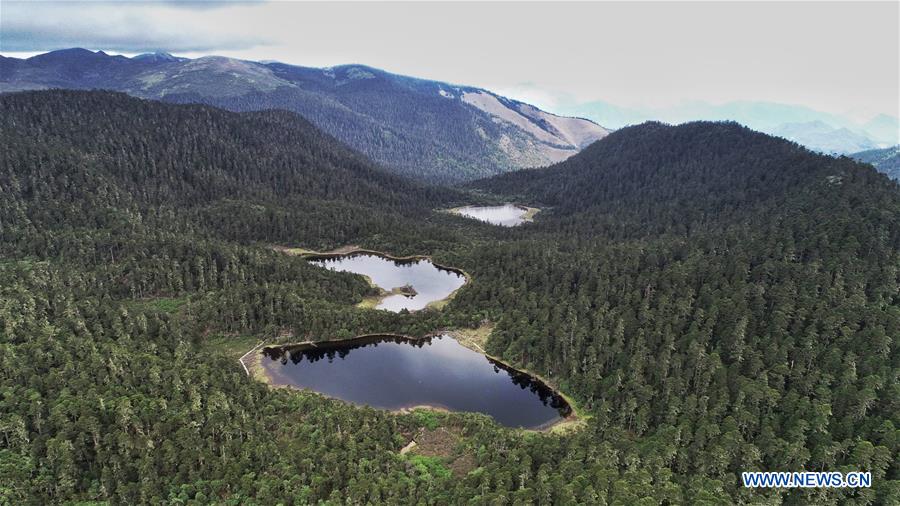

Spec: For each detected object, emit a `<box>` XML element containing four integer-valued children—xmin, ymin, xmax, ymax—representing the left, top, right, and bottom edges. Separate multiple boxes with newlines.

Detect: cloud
<box><xmin>0</xmin><ymin>1</ymin><xmax>269</xmax><ymax>53</ymax></box>
<box><xmin>1</xmin><ymin>1</ymin><xmax>896</xmax><ymax>120</ymax></box>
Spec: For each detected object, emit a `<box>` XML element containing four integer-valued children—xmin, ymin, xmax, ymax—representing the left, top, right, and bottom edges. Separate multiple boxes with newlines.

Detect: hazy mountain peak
<box><xmin>862</xmin><ymin>113</ymin><xmax>900</xmax><ymax>145</ymax></box>
<box><xmin>132</xmin><ymin>51</ymin><xmax>183</xmax><ymax>63</ymax></box>
<box><xmin>132</xmin><ymin>56</ymin><xmax>290</xmax><ymax>97</ymax></box>
<box><xmin>851</xmin><ymin>145</ymin><xmax>900</xmax><ymax>180</ymax></box>
<box><xmin>772</xmin><ymin>120</ymin><xmax>878</xmax><ymax>154</ymax></box>
<box><xmin>26</xmin><ymin>47</ymin><xmax>97</xmax><ymax>61</ymax></box>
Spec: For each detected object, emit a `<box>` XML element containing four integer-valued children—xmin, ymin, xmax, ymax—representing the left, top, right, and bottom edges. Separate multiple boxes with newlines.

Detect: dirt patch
<box><xmin>414</xmin><ymin>427</ymin><xmax>461</xmax><ymax>457</ymax></box>
<box><xmin>447</xmin><ymin>453</ymin><xmax>477</xmax><ymax>477</ymax></box>
<box><xmin>403</xmin><ymin>427</ymin><xmax>476</xmax><ymax>477</ymax></box>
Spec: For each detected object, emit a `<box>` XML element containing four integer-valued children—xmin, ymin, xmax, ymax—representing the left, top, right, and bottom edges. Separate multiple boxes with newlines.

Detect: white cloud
<box><xmin>1</xmin><ymin>1</ymin><xmax>897</xmax><ymax>119</ymax></box>
<box><xmin>0</xmin><ymin>1</ymin><xmax>269</xmax><ymax>53</ymax></box>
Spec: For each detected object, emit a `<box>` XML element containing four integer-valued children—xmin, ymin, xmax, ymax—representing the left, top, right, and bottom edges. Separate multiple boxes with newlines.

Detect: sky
<box><xmin>1</xmin><ymin>1</ymin><xmax>898</xmax><ymax>123</ymax></box>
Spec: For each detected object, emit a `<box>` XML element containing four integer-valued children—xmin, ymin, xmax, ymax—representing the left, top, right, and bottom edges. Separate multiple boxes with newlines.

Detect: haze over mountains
<box><xmin>555</xmin><ymin>98</ymin><xmax>899</xmax><ymax>155</ymax></box>
<box><xmin>851</xmin><ymin>145</ymin><xmax>900</xmax><ymax>181</ymax></box>
<box><xmin>0</xmin><ymin>48</ymin><xmax>609</xmax><ymax>183</ymax></box>
<box><xmin>4</xmin><ymin>48</ymin><xmax>898</xmax><ymax>180</ymax></box>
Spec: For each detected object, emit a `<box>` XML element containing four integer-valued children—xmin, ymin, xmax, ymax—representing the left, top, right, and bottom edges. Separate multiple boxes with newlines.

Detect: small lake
<box><xmin>261</xmin><ymin>335</ymin><xmax>571</xmax><ymax>429</ymax></box>
<box><xmin>452</xmin><ymin>204</ymin><xmax>534</xmax><ymax>226</ymax></box>
<box><xmin>308</xmin><ymin>253</ymin><xmax>466</xmax><ymax>312</ymax></box>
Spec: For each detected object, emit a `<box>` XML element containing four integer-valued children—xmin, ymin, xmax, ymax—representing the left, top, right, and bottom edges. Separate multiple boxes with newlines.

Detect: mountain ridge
<box><xmin>851</xmin><ymin>145</ymin><xmax>900</xmax><ymax>181</ymax></box>
<box><xmin>471</xmin><ymin>120</ymin><xmax>899</xmax><ymax>236</ymax></box>
<box><xmin>0</xmin><ymin>48</ymin><xmax>610</xmax><ymax>183</ymax></box>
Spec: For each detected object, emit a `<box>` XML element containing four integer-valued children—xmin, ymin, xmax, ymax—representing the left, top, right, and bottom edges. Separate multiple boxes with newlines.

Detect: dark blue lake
<box><xmin>261</xmin><ymin>334</ymin><xmax>571</xmax><ymax>429</ymax></box>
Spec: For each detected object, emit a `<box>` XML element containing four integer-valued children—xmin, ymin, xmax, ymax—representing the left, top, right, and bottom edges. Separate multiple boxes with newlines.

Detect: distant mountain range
<box><xmin>0</xmin><ymin>48</ymin><xmax>609</xmax><ymax>183</ymax></box>
<box><xmin>472</xmin><ymin>119</ymin><xmax>900</xmax><ymax>234</ymax></box>
<box><xmin>555</xmin><ymin>99</ymin><xmax>899</xmax><ymax>156</ymax></box>
<box><xmin>851</xmin><ymin>145</ymin><xmax>900</xmax><ymax>181</ymax></box>
<box><xmin>772</xmin><ymin>120</ymin><xmax>879</xmax><ymax>154</ymax></box>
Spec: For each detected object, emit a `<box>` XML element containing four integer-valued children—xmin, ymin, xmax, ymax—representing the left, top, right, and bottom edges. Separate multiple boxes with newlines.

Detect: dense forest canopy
<box><xmin>1</xmin><ymin>91</ymin><xmax>898</xmax><ymax>504</ymax></box>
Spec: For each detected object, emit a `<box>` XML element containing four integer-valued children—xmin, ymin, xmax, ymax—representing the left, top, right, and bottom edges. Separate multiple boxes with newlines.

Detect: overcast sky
<box><xmin>2</xmin><ymin>1</ymin><xmax>898</xmax><ymax>120</ymax></box>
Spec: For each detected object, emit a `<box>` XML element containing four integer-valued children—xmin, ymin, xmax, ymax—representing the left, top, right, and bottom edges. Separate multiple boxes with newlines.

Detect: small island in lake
<box><xmin>304</xmin><ymin>250</ymin><xmax>467</xmax><ymax>312</ymax></box>
<box><xmin>392</xmin><ymin>284</ymin><xmax>418</xmax><ymax>298</ymax></box>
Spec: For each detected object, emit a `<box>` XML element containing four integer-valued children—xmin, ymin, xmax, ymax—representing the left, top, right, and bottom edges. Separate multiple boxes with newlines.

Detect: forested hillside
<box><xmin>0</xmin><ymin>49</ymin><xmax>609</xmax><ymax>182</ymax></box>
<box><xmin>463</xmin><ymin>121</ymin><xmax>900</xmax><ymax>504</ymax></box>
<box><xmin>1</xmin><ymin>92</ymin><xmax>898</xmax><ymax>504</ymax></box>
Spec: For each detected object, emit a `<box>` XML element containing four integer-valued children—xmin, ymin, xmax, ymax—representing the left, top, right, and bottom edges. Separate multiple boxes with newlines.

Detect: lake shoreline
<box><xmin>445</xmin><ymin>203</ymin><xmax>541</xmax><ymax>226</ymax></box>
<box><xmin>444</xmin><ymin>328</ymin><xmax>585</xmax><ymax>433</ymax></box>
<box><xmin>242</xmin><ymin>331</ymin><xmax>579</xmax><ymax>432</ymax></box>
<box><xmin>272</xmin><ymin>245</ymin><xmax>471</xmax><ymax>311</ymax></box>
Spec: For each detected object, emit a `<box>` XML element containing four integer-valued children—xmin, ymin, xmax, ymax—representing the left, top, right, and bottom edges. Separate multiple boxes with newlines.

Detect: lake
<box><xmin>452</xmin><ymin>204</ymin><xmax>535</xmax><ymax>226</ymax></box>
<box><xmin>308</xmin><ymin>252</ymin><xmax>466</xmax><ymax>312</ymax></box>
<box><xmin>261</xmin><ymin>334</ymin><xmax>571</xmax><ymax>429</ymax></box>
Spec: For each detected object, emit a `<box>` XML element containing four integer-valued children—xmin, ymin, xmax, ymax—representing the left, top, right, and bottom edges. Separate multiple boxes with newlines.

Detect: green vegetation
<box><xmin>411</xmin><ymin>409</ymin><xmax>444</xmax><ymax>430</ymax></box>
<box><xmin>201</xmin><ymin>334</ymin><xmax>261</xmax><ymax>360</ymax></box>
<box><xmin>1</xmin><ymin>92</ymin><xmax>897</xmax><ymax>504</ymax></box>
<box><xmin>128</xmin><ymin>296</ymin><xmax>188</xmax><ymax>314</ymax></box>
<box><xmin>407</xmin><ymin>455</ymin><xmax>452</xmax><ymax>481</ymax></box>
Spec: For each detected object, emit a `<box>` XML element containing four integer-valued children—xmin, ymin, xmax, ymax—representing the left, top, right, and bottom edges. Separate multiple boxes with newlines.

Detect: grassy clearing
<box><xmin>245</xmin><ymin>349</ymin><xmax>271</xmax><ymax>384</ymax></box>
<box><xmin>201</xmin><ymin>334</ymin><xmax>260</xmax><ymax>360</ymax></box>
<box><xmin>446</xmin><ymin>322</ymin><xmax>494</xmax><ymax>353</ymax></box>
<box><xmin>548</xmin><ymin>417</ymin><xmax>588</xmax><ymax>435</ymax></box>
<box><xmin>126</xmin><ymin>296</ymin><xmax>188</xmax><ymax>315</ymax></box>
<box><xmin>521</xmin><ymin>206</ymin><xmax>540</xmax><ymax>221</ymax></box>
<box><xmin>270</xmin><ymin>244</ymin><xmax>362</xmax><ymax>256</ymax></box>
<box><xmin>356</xmin><ymin>295</ymin><xmax>382</xmax><ymax>309</ymax></box>
<box><xmin>201</xmin><ymin>335</ymin><xmax>271</xmax><ymax>383</ymax></box>
<box><xmin>149</xmin><ymin>297</ymin><xmax>187</xmax><ymax>313</ymax></box>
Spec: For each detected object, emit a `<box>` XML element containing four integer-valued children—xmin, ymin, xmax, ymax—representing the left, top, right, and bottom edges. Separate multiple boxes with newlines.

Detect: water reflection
<box><xmin>308</xmin><ymin>253</ymin><xmax>466</xmax><ymax>312</ymax></box>
<box><xmin>262</xmin><ymin>334</ymin><xmax>570</xmax><ymax>428</ymax></box>
<box><xmin>453</xmin><ymin>204</ymin><xmax>533</xmax><ymax>226</ymax></box>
